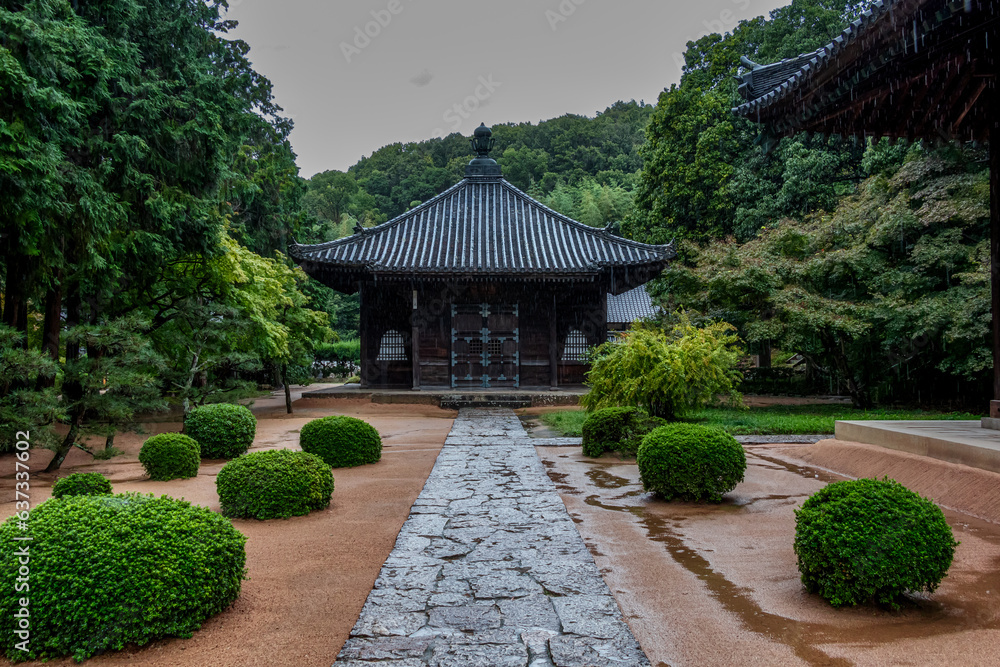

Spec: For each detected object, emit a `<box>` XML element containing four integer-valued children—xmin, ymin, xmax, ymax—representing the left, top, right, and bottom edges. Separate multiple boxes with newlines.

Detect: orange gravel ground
<box><xmin>0</xmin><ymin>398</ymin><xmax>455</xmax><ymax>667</ymax></box>
<box><xmin>541</xmin><ymin>439</ymin><xmax>1000</xmax><ymax>667</ymax></box>
<box><xmin>8</xmin><ymin>394</ymin><xmax>1000</xmax><ymax>667</ymax></box>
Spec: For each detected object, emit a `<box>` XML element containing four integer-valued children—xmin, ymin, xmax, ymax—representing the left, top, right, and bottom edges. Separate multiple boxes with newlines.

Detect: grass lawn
<box><xmin>541</xmin><ymin>404</ymin><xmax>981</xmax><ymax>437</ymax></box>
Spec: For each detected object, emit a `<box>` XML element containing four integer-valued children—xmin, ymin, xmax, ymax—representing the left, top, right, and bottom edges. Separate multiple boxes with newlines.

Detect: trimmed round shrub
<box><xmin>185</xmin><ymin>403</ymin><xmax>257</xmax><ymax>459</ymax></box>
<box><xmin>582</xmin><ymin>407</ymin><xmax>668</xmax><ymax>457</ymax></box>
<box><xmin>0</xmin><ymin>493</ymin><xmax>246</xmax><ymax>662</ymax></box>
<box><xmin>300</xmin><ymin>415</ymin><xmax>382</xmax><ymax>468</ymax></box>
<box><xmin>637</xmin><ymin>423</ymin><xmax>746</xmax><ymax>502</ymax></box>
<box><xmin>52</xmin><ymin>472</ymin><xmax>112</xmax><ymax>498</ymax></box>
<box><xmin>582</xmin><ymin>407</ymin><xmax>638</xmax><ymax>457</ymax></box>
<box><xmin>217</xmin><ymin>449</ymin><xmax>334</xmax><ymax>520</ymax></box>
<box><xmin>794</xmin><ymin>477</ymin><xmax>958</xmax><ymax>609</ymax></box>
<box><xmin>139</xmin><ymin>433</ymin><xmax>201</xmax><ymax>481</ymax></box>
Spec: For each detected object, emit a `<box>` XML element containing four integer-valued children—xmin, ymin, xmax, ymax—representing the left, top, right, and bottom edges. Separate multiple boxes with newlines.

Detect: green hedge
<box><xmin>0</xmin><ymin>493</ymin><xmax>246</xmax><ymax>662</ymax></box>
<box><xmin>216</xmin><ymin>449</ymin><xmax>334</xmax><ymax>520</ymax></box>
<box><xmin>581</xmin><ymin>407</ymin><xmax>665</xmax><ymax>457</ymax></box>
<box><xmin>582</xmin><ymin>407</ymin><xmax>636</xmax><ymax>457</ymax></box>
<box><xmin>314</xmin><ymin>339</ymin><xmax>361</xmax><ymax>377</ymax></box>
<box><xmin>139</xmin><ymin>433</ymin><xmax>201</xmax><ymax>481</ymax></box>
<box><xmin>637</xmin><ymin>423</ymin><xmax>746</xmax><ymax>502</ymax></box>
<box><xmin>185</xmin><ymin>403</ymin><xmax>257</xmax><ymax>459</ymax></box>
<box><xmin>299</xmin><ymin>415</ymin><xmax>382</xmax><ymax>468</ymax></box>
<box><xmin>794</xmin><ymin>478</ymin><xmax>958</xmax><ymax>609</ymax></box>
<box><xmin>51</xmin><ymin>472</ymin><xmax>112</xmax><ymax>498</ymax></box>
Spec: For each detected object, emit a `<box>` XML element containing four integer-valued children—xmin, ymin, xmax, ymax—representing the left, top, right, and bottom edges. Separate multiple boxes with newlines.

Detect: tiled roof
<box><xmin>607</xmin><ymin>285</ymin><xmax>658</xmax><ymax>325</ymax></box>
<box><xmin>290</xmin><ymin>177</ymin><xmax>674</xmax><ymax>285</ymax></box>
<box><xmin>735</xmin><ymin>51</ymin><xmax>823</xmax><ymax>103</ymax></box>
<box><xmin>732</xmin><ymin>0</ymin><xmax>892</xmax><ymax>117</ymax></box>
<box><xmin>732</xmin><ymin>0</ymin><xmax>996</xmax><ymax>141</ymax></box>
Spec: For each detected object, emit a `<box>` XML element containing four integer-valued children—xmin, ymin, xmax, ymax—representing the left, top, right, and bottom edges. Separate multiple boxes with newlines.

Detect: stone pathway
<box><xmin>336</xmin><ymin>408</ymin><xmax>650</xmax><ymax>667</ymax></box>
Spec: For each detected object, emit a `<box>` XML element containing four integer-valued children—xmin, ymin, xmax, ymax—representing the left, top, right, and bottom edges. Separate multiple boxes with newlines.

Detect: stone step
<box><xmin>439</xmin><ymin>395</ymin><xmax>533</xmax><ymax>409</ymax></box>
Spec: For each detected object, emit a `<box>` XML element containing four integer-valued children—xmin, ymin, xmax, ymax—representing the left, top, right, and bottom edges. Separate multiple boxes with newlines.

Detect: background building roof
<box><xmin>606</xmin><ymin>285</ymin><xmax>659</xmax><ymax>326</ymax></box>
<box><xmin>733</xmin><ymin>0</ymin><xmax>997</xmax><ymax>141</ymax></box>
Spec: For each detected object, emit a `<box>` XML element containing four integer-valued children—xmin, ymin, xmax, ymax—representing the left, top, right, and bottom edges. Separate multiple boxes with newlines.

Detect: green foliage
<box><xmin>152</xmin><ymin>231</ymin><xmax>332</xmax><ymax>414</ymax></box>
<box><xmin>301</xmin><ymin>101</ymin><xmax>654</xmax><ymax>231</ymax></box>
<box><xmin>314</xmin><ymin>339</ymin><xmax>361</xmax><ymax>377</ymax></box>
<box><xmin>300</xmin><ymin>415</ymin><xmax>382</xmax><ymax>468</ymax></box>
<box><xmin>138</xmin><ymin>433</ymin><xmax>201</xmax><ymax>481</ymax></box>
<box><xmin>0</xmin><ymin>325</ymin><xmax>61</xmax><ymax>452</ymax></box>
<box><xmin>637</xmin><ymin>424</ymin><xmax>747</xmax><ymax>502</ymax></box>
<box><xmin>583</xmin><ymin>316</ymin><xmax>743</xmax><ymax>419</ymax></box>
<box><xmin>539</xmin><ymin>410</ymin><xmax>588</xmax><ymax>437</ymax></box>
<box><xmin>583</xmin><ymin>407</ymin><xmax>636</xmax><ymax>456</ymax></box>
<box><xmin>216</xmin><ymin>449</ymin><xmax>334</xmax><ymax>520</ymax></box>
<box><xmin>0</xmin><ymin>493</ymin><xmax>247</xmax><ymax>662</ymax></box>
<box><xmin>626</xmin><ymin>0</ymin><xmax>869</xmax><ymax>242</ymax></box>
<box><xmin>1</xmin><ymin>0</ymin><xmax>332</xmax><ymax>467</ymax></box>
<box><xmin>689</xmin><ymin>404</ymin><xmax>981</xmax><ymax>435</ymax></box>
<box><xmin>658</xmin><ymin>147</ymin><xmax>991</xmax><ymax>407</ymax></box>
<box><xmin>185</xmin><ymin>403</ymin><xmax>257</xmax><ymax>459</ymax></box>
<box><xmin>581</xmin><ymin>407</ymin><xmax>666</xmax><ymax>457</ymax></box>
<box><xmin>794</xmin><ymin>478</ymin><xmax>958</xmax><ymax>608</ymax></box>
<box><xmin>45</xmin><ymin>317</ymin><xmax>167</xmax><ymax>472</ymax></box>
<box><xmin>51</xmin><ymin>472</ymin><xmax>112</xmax><ymax>498</ymax></box>
<box><xmin>545</xmin><ymin>404</ymin><xmax>979</xmax><ymax>437</ymax></box>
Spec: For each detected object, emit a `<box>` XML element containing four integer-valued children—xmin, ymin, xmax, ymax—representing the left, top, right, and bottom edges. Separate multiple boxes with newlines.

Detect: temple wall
<box><xmin>358</xmin><ymin>281</ymin><xmax>607</xmax><ymax>389</ymax></box>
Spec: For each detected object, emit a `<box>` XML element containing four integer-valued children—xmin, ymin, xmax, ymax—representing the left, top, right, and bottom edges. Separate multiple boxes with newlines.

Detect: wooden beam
<box><xmin>359</xmin><ymin>283</ymin><xmax>369</xmax><ymax>388</ymax></box>
<box><xmin>951</xmin><ymin>79</ymin><xmax>988</xmax><ymax>135</ymax></box>
<box><xmin>991</xmin><ymin>80</ymin><xmax>1000</xmax><ymax>400</ymax></box>
<box><xmin>912</xmin><ymin>55</ymin><xmax>971</xmax><ymax>138</ymax></box>
<box><xmin>411</xmin><ymin>288</ymin><xmax>420</xmax><ymax>390</ymax></box>
<box><xmin>549</xmin><ymin>293</ymin><xmax>559</xmax><ymax>389</ymax></box>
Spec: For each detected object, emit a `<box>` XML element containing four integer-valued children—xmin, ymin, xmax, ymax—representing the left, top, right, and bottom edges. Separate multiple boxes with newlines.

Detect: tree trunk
<box><xmin>181</xmin><ymin>347</ymin><xmax>202</xmax><ymax>417</ymax></box>
<box><xmin>45</xmin><ymin>413</ymin><xmax>81</xmax><ymax>472</ymax></box>
<box><xmin>2</xmin><ymin>231</ymin><xmax>27</xmax><ymax>340</ymax></box>
<box><xmin>759</xmin><ymin>340</ymin><xmax>772</xmax><ymax>368</ymax></box>
<box><xmin>821</xmin><ymin>330</ymin><xmax>870</xmax><ymax>408</ymax></box>
<box><xmin>37</xmin><ymin>279</ymin><xmax>63</xmax><ymax>389</ymax></box>
<box><xmin>284</xmin><ymin>365</ymin><xmax>293</xmax><ymax>414</ymax></box>
<box><xmin>105</xmin><ymin>431</ymin><xmax>116</xmax><ymax>452</ymax></box>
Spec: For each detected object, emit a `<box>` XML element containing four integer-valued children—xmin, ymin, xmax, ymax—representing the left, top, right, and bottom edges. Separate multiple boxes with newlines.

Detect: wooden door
<box><xmin>451</xmin><ymin>303</ymin><xmax>519</xmax><ymax>388</ymax></box>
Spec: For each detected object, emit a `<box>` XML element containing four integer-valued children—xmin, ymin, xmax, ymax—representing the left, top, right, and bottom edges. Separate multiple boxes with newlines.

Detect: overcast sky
<box><xmin>224</xmin><ymin>0</ymin><xmax>789</xmax><ymax>178</ymax></box>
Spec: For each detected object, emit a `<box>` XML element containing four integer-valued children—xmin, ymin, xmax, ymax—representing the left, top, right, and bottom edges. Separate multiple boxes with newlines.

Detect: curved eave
<box><xmin>731</xmin><ymin>0</ymin><xmax>892</xmax><ymax>126</ymax></box>
<box><xmin>298</xmin><ymin>258</ymin><xmax>673</xmax><ymax>295</ymax></box>
<box><xmin>289</xmin><ymin>175</ymin><xmax>676</xmax><ymax>281</ymax></box>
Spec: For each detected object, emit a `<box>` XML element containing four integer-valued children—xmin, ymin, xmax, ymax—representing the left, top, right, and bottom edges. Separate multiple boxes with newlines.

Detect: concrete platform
<box><xmin>835</xmin><ymin>420</ymin><xmax>1000</xmax><ymax>474</ymax></box>
<box><xmin>300</xmin><ymin>385</ymin><xmax>585</xmax><ymax>409</ymax></box>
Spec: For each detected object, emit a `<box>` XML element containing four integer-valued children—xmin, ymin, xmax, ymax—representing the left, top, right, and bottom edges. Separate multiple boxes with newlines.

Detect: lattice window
<box><xmin>607</xmin><ymin>331</ymin><xmax>624</xmax><ymax>343</ymax></box>
<box><xmin>562</xmin><ymin>330</ymin><xmax>588</xmax><ymax>361</ymax></box>
<box><xmin>377</xmin><ymin>330</ymin><xmax>407</xmax><ymax>361</ymax></box>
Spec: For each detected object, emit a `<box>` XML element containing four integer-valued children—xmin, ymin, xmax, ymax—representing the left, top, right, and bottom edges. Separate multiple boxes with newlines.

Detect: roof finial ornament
<box><xmin>471</xmin><ymin>123</ymin><xmax>495</xmax><ymax>157</ymax></box>
<box><xmin>465</xmin><ymin>123</ymin><xmax>502</xmax><ymax>179</ymax></box>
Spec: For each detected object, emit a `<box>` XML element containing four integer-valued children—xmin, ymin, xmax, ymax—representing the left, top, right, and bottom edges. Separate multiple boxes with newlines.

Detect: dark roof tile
<box><xmin>291</xmin><ymin>177</ymin><xmax>674</xmax><ymax>279</ymax></box>
<box><xmin>606</xmin><ymin>285</ymin><xmax>659</xmax><ymax>325</ymax></box>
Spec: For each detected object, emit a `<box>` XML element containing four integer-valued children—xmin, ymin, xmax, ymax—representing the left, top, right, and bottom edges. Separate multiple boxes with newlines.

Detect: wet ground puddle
<box><xmin>543</xmin><ymin>447</ymin><xmax>1000</xmax><ymax>666</ymax></box>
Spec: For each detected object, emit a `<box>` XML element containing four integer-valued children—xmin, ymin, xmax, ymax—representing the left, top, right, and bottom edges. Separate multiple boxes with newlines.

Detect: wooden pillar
<box><xmin>991</xmin><ymin>93</ymin><xmax>1000</xmax><ymax>408</ymax></box>
<box><xmin>358</xmin><ymin>283</ymin><xmax>369</xmax><ymax>389</ymax></box>
<box><xmin>549</xmin><ymin>292</ymin><xmax>559</xmax><ymax>388</ymax></box>
<box><xmin>989</xmin><ymin>94</ymin><xmax>1000</xmax><ymax>408</ymax></box>
<box><xmin>411</xmin><ymin>288</ymin><xmax>421</xmax><ymax>390</ymax></box>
